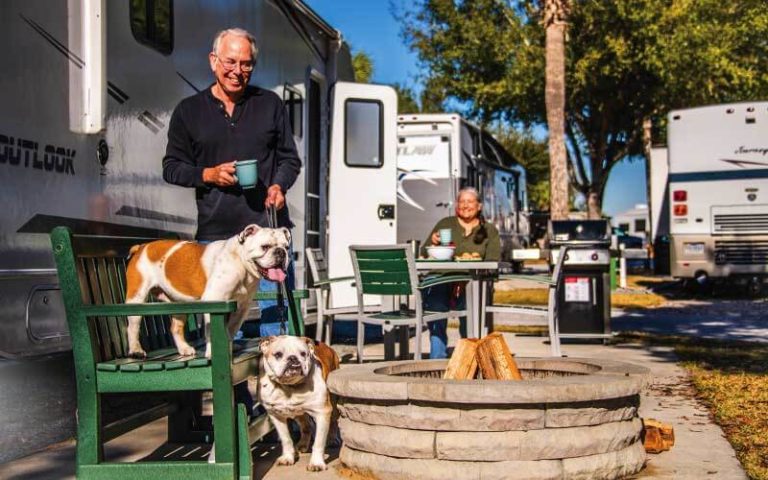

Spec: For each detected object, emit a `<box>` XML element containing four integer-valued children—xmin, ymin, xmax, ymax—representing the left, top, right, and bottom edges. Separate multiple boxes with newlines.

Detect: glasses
<box><xmin>214</xmin><ymin>54</ymin><xmax>254</xmax><ymax>72</ymax></box>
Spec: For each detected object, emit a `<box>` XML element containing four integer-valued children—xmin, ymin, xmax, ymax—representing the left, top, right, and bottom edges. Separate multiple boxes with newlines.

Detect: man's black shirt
<box><xmin>162</xmin><ymin>85</ymin><xmax>301</xmax><ymax>241</ymax></box>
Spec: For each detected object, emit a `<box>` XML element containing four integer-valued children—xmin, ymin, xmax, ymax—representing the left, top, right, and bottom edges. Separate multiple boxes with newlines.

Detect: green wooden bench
<box><xmin>50</xmin><ymin>226</ymin><xmax>306</xmax><ymax>480</ymax></box>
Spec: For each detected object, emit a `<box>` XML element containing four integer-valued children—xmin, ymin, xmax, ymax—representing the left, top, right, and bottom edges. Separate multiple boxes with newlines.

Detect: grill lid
<box><xmin>548</xmin><ymin>220</ymin><xmax>610</xmax><ymax>246</ymax></box>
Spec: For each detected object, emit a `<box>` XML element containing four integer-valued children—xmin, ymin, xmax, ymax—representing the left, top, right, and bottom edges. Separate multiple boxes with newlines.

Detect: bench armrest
<box><xmin>418</xmin><ymin>274</ymin><xmax>473</xmax><ymax>289</ymax></box>
<box><xmin>80</xmin><ymin>300</ymin><xmax>237</xmax><ymax>317</ymax></box>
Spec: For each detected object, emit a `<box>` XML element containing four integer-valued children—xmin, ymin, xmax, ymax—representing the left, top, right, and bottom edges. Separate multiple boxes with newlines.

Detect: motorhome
<box><xmin>1</xmin><ymin>0</ymin><xmax>534</xmax><ymax>460</ymax></box>
<box><xmin>396</xmin><ymin>114</ymin><xmax>531</xmax><ymax>265</ymax></box>
<box><xmin>667</xmin><ymin>101</ymin><xmax>768</xmax><ymax>293</ymax></box>
<box><xmin>0</xmin><ymin>0</ymin><xmax>369</xmax><ymax>359</ymax></box>
<box><xmin>0</xmin><ymin>0</ymin><xmax>407</xmax><ymax>460</ymax></box>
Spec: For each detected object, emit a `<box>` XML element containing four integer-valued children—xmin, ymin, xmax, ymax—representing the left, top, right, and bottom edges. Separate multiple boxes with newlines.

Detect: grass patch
<box><xmin>620</xmin><ymin>333</ymin><xmax>768</xmax><ymax>480</ymax></box>
<box><xmin>612</xmin><ymin>292</ymin><xmax>666</xmax><ymax>308</ymax></box>
<box><xmin>447</xmin><ymin>320</ymin><xmax>547</xmax><ymax>335</ymax></box>
<box><xmin>493</xmin><ymin>288</ymin><xmax>666</xmax><ymax>309</ymax></box>
<box><xmin>494</xmin><ymin>288</ymin><xmax>548</xmax><ymax>306</ymax></box>
<box><xmin>626</xmin><ymin>274</ymin><xmax>671</xmax><ymax>289</ymax></box>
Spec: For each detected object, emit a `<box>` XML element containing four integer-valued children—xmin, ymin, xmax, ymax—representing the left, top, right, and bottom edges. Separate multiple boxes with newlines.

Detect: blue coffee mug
<box><xmin>235</xmin><ymin>159</ymin><xmax>258</xmax><ymax>189</ymax></box>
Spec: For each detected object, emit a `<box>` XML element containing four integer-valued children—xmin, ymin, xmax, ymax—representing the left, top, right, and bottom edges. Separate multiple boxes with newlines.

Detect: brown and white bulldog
<box><xmin>259</xmin><ymin>335</ymin><xmax>340</xmax><ymax>471</ymax></box>
<box><xmin>124</xmin><ymin>224</ymin><xmax>291</xmax><ymax>359</ymax></box>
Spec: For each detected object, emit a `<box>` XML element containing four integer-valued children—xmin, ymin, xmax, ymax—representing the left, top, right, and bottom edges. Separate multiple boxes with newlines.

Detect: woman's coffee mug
<box><xmin>439</xmin><ymin>228</ymin><xmax>452</xmax><ymax>245</ymax></box>
<box><xmin>235</xmin><ymin>159</ymin><xmax>258</xmax><ymax>189</ymax></box>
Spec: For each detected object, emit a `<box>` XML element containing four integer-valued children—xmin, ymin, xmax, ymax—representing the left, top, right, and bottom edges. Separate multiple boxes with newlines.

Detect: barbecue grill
<box><xmin>548</xmin><ymin>220</ymin><xmax>612</xmax><ymax>338</ymax></box>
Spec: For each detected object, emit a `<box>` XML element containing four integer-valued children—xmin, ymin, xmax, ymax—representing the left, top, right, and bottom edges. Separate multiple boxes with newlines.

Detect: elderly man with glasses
<box><xmin>162</xmin><ymin>28</ymin><xmax>301</xmax><ymax>417</ymax></box>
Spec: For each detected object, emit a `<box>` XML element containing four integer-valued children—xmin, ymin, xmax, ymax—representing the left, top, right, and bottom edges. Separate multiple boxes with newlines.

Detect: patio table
<box><xmin>415</xmin><ymin>260</ymin><xmax>501</xmax><ymax>339</ymax></box>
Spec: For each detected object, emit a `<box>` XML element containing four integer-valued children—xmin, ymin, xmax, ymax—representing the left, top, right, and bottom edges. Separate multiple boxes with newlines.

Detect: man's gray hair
<box><xmin>212</xmin><ymin>28</ymin><xmax>258</xmax><ymax>58</ymax></box>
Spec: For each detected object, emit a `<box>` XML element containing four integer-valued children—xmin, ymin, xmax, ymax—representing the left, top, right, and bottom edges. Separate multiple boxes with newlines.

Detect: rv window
<box><xmin>464</xmin><ymin>164</ymin><xmax>478</xmax><ymax>189</ymax></box>
<box><xmin>618</xmin><ymin>223</ymin><xmax>630</xmax><ymax>233</ymax></box>
<box><xmin>344</xmin><ymin>100</ymin><xmax>383</xmax><ymax>168</ymax></box>
<box><xmin>634</xmin><ymin>219</ymin><xmax>647</xmax><ymax>233</ymax></box>
<box><xmin>130</xmin><ymin>0</ymin><xmax>174</xmax><ymax>55</ymax></box>
<box><xmin>283</xmin><ymin>86</ymin><xmax>303</xmax><ymax>138</ymax></box>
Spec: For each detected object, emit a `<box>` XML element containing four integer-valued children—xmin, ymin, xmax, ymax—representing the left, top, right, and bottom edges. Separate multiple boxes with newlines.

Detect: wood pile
<box><xmin>642</xmin><ymin>418</ymin><xmax>675</xmax><ymax>453</ymax></box>
<box><xmin>443</xmin><ymin>333</ymin><xmax>522</xmax><ymax>380</ymax></box>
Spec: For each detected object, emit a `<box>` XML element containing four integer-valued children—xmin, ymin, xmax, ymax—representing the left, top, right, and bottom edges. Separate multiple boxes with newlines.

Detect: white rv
<box><xmin>0</xmin><ymin>0</ymin><xmax>416</xmax><ymax>359</ymax></box>
<box><xmin>396</xmin><ymin>114</ymin><xmax>530</xmax><ymax>264</ymax></box>
<box><xmin>1</xmin><ymin>0</ymin><xmax>407</xmax><ymax>460</ymax></box>
<box><xmin>667</xmin><ymin>102</ymin><xmax>768</xmax><ymax>292</ymax></box>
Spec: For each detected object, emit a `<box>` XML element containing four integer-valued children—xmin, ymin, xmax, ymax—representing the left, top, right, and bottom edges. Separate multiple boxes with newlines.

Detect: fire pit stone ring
<box><xmin>329</xmin><ymin>357</ymin><xmax>650</xmax><ymax>480</ymax></box>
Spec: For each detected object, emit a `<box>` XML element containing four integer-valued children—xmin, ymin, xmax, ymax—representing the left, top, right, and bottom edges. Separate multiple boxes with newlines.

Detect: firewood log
<box><xmin>476</xmin><ymin>332</ymin><xmax>523</xmax><ymax>380</ymax></box>
<box><xmin>643</xmin><ymin>418</ymin><xmax>675</xmax><ymax>452</ymax></box>
<box><xmin>443</xmin><ymin>338</ymin><xmax>479</xmax><ymax>380</ymax></box>
<box><xmin>643</xmin><ymin>418</ymin><xmax>675</xmax><ymax>450</ymax></box>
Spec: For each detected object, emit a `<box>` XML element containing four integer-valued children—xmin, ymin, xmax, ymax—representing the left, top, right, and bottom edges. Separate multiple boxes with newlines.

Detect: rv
<box><xmin>0</xmin><ymin>0</ymin><xmax>406</xmax><ymax>460</ymax></box>
<box><xmin>667</xmin><ymin>101</ymin><xmax>768</xmax><ymax>293</ymax></box>
<box><xmin>0</xmin><ymin>0</ymin><xmax>361</xmax><ymax>359</ymax></box>
<box><xmin>396</xmin><ymin>114</ymin><xmax>530</xmax><ymax>266</ymax></box>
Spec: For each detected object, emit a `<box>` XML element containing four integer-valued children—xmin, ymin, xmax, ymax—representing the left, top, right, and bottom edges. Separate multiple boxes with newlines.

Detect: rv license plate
<box><xmin>683</xmin><ymin>242</ymin><xmax>705</xmax><ymax>255</ymax></box>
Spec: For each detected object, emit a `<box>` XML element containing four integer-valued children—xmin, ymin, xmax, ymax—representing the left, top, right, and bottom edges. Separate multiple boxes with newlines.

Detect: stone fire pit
<box><xmin>328</xmin><ymin>358</ymin><xmax>650</xmax><ymax>480</ymax></box>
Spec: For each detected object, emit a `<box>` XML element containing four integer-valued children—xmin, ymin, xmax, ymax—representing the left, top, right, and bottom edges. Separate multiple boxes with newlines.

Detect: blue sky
<box><xmin>306</xmin><ymin>0</ymin><xmax>647</xmax><ymax>217</ymax></box>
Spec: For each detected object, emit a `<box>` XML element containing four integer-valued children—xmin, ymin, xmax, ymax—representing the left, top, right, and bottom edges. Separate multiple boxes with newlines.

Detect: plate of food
<box><xmin>455</xmin><ymin>252</ymin><xmax>482</xmax><ymax>261</ymax></box>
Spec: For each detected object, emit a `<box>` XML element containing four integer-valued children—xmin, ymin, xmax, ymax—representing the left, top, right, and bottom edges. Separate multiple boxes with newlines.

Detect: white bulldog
<box><xmin>124</xmin><ymin>224</ymin><xmax>291</xmax><ymax>358</ymax></box>
<box><xmin>259</xmin><ymin>335</ymin><xmax>340</xmax><ymax>471</ymax></box>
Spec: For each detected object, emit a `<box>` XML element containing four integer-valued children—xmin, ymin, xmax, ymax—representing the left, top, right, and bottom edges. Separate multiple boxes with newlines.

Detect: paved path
<box><xmin>612</xmin><ymin>298</ymin><xmax>768</xmax><ymax>343</ymax></box>
<box><xmin>0</xmin><ymin>331</ymin><xmax>747</xmax><ymax>480</ymax></box>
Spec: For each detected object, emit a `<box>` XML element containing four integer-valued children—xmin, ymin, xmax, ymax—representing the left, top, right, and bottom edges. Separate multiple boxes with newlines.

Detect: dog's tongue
<box><xmin>266</xmin><ymin>267</ymin><xmax>286</xmax><ymax>282</ymax></box>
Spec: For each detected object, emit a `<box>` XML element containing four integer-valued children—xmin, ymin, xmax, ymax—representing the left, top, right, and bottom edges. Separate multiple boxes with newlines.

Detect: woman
<box><xmin>421</xmin><ymin>187</ymin><xmax>500</xmax><ymax>359</ymax></box>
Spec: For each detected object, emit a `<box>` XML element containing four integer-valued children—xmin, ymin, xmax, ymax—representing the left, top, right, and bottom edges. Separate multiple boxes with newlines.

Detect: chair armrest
<box><xmin>418</xmin><ymin>274</ymin><xmax>473</xmax><ymax>289</ymax></box>
<box><xmin>253</xmin><ymin>289</ymin><xmax>309</xmax><ymax>300</ymax></box>
<box><xmin>313</xmin><ymin>276</ymin><xmax>355</xmax><ymax>287</ymax></box>
<box><xmin>497</xmin><ymin>274</ymin><xmax>554</xmax><ymax>286</ymax></box>
<box><xmin>80</xmin><ymin>301</ymin><xmax>237</xmax><ymax>317</ymax></box>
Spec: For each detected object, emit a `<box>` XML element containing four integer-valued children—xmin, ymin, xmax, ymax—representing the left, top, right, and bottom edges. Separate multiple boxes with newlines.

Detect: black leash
<box><xmin>267</xmin><ymin>205</ymin><xmax>298</xmax><ymax>336</ymax></box>
<box><xmin>266</xmin><ymin>206</ymin><xmax>286</xmax><ymax>335</ymax></box>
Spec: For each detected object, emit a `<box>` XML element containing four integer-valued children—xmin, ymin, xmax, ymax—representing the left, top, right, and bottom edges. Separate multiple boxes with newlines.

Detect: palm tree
<box><xmin>544</xmin><ymin>0</ymin><xmax>570</xmax><ymax>220</ymax></box>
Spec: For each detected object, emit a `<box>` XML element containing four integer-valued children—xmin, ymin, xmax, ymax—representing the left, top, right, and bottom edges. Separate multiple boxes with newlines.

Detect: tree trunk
<box><xmin>642</xmin><ymin>116</ymin><xmax>653</xmax><ymax>235</ymax></box>
<box><xmin>545</xmin><ymin>0</ymin><xmax>569</xmax><ymax>220</ymax></box>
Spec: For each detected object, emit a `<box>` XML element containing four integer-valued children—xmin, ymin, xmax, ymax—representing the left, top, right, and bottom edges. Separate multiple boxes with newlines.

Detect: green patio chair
<box><xmin>349</xmin><ymin>244</ymin><xmax>471</xmax><ymax>362</ymax></box>
<box><xmin>306</xmin><ymin>247</ymin><xmax>381</xmax><ymax>345</ymax></box>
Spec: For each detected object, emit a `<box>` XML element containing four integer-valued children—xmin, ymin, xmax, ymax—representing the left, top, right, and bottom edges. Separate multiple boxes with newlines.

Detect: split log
<box><xmin>643</xmin><ymin>418</ymin><xmax>675</xmax><ymax>453</ymax></box>
<box><xmin>476</xmin><ymin>332</ymin><xmax>523</xmax><ymax>380</ymax></box>
<box><xmin>443</xmin><ymin>338</ymin><xmax>479</xmax><ymax>380</ymax></box>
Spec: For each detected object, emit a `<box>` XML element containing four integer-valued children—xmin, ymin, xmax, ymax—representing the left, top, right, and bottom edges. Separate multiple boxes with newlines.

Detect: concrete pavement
<box><xmin>0</xmin><ymin>330</ymin><xmax>748</xmax><ymax>480</ymax></box>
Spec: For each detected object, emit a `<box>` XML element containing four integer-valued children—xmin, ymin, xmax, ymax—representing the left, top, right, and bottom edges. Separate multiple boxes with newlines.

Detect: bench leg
<box><xmin>75</xmin><ymin>392</ymin><xmax>104</xmax><ymax>475</ymax></box>
<box><xmin>210</xmin><ymin>312</ymin><xmax>237</xmax><ymax>472</ymax></box>
<box><xmin>237</xmin><ymin>404</ymin><xmax>253</xmax><ymax>480</ymax></box>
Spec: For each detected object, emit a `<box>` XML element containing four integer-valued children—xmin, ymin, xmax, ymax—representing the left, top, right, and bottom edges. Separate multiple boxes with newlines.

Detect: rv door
<box><xmin>327</xmin><ymin>82</ymin><xmax>398</xmax><ymax>308</ymax></box>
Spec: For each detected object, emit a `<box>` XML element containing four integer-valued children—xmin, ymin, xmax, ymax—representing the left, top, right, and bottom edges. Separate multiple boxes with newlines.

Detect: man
<box><xmin>162</xmin><ymin>28</ymin><xmax>301</xmax><ymax>414</ymax></box>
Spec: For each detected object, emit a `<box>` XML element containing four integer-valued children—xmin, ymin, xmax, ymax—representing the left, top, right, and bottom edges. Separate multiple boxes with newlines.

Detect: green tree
<box><xmin>352</xmin><ymin>50</ymin><xmax>373</xmax><ymax>83</ymax></box>
<box><xmin>392</xmin><ymin>83</ymin><xmax>421</xmax><ymax>113</ymax></box>
<box><xmin>401</xmin><ymin>0</ymin><xmax>768</xmax><ymax>216</ymax></box>
<box><xmin>419</xmin><ymin>77</ymin><xmax>447</xmax><ymax>113</ymax></box>
<box><xmin>493</xmin><ymin>127</ymin><xmax>550</xmax><ymax>210</ymax></box>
